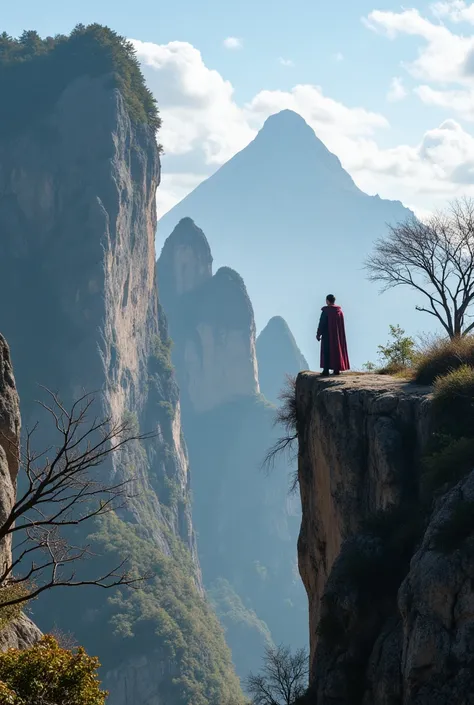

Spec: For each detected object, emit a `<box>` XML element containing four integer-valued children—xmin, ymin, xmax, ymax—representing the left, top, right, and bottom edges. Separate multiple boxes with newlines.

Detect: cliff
<box><xmin>257</xmin><ymin>316</ymin><xmax>308</xmax><ymax>405</ymax></box>
<box><xmin>295</xmin><ymin>372</ymin><xmax>474</xmax><ymax>705</ymax></box>
<box><xmin>0</xmin><ymin>335</ymin><xmax>42</xmax><ymax>651</ymax></box>
<box><xmin>0</xmin><ymin>27</ymin><xmax>242</xmax><ymax>705</ymax></box>
<box><xmin>157</xmin><ymin>218</ymin><xmax>307</xmax><ymax>679</ymax></box>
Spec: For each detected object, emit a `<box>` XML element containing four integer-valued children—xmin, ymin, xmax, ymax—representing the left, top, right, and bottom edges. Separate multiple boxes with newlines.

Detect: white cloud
<box><xmin>387</xmin><ymin>77</ymin><xmax>408</xmax><ymax>102</ymax></box>
<box><xmin>364</xmin><ymin>8</ymin><xmax>474</xmax><ymax>84</ymax></box>
<box><xmin>416</xmin><ymin>84</ymin><xmax>474</xmax><ymax>120</ymax></box>
<box><xmin>431</xmin><ymin>0</ymin><xmax>474</xmax><ymax>23</ymax></box>
<box><xmin>363</xmin><ymin>6</ymin><xmax>474</xmax><ymax>126</ymax></box>
<box><xmin>132</xmin><ymin>39</ymin><xmax>255</xmax><ymax>165</ymax></box>
<box><xmin>345</xmin><ymin>119</ymin><xmax>474</xmax><ymax>213</ymax></box>
<box><xmin>246</xmin><ymin>85</ymin><xmax>388</xmax><ymax>137</ymax></box>
<box><xmin>223</xmin><ymin>36</ymin><xmax>242</xmax><ymax>49</ymax></box>
<box><xmin>133</xmin><ymin>37</ymin><xmax>474</xmax><ymax>217</ymax></box>
<box><xmin>278</xmin><ymin>57</ymin><xmax>295</xmax><ymax>67</ymax></box>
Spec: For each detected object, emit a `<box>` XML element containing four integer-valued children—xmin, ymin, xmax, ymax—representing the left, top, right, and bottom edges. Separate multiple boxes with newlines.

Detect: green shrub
<box><xmin>0</xmin><ymin>584</ymin><xmax>30</xmax><ymax>631</ymax></box>
<box><xmin>150</xmin><ymin>334</ymin><xmax>173</xmax><ymax>373</ymax></box>
<box><xmin>122</xmin><ymin>409</ymin><xmax>139</xmax><ymax>435</ymax></box>
<box><xmin>377</xmin><ymin>324</ymin><xmax>416</xmax><ymax>372</ymax></box>
<box><xmin>432</xmin><ymin>498</ymin><xmax>474</xmax><ymax>553</ymax></box>
<box><xmin>421</xmin><ymin>436</ymin><xmax>474</xmax><ymax>496</ymax></box>
<box><xmin>0</xmin><ymin>635</ymin><xmax>106</xmax><ymax>704</ymax></box>
<box><xmin>414</xmin><ymin>335</ymin><xmax>474</xmax><ymax>385</ymax></box>
<box><xmin>432</xmin><ymin>365</ymin><xmax>474</xmax><ymax>436</ymax></box>
<box><xmin>89</xmin><ymin>514</ymin><xmax>245</xmax><ymax>705</ymax></box>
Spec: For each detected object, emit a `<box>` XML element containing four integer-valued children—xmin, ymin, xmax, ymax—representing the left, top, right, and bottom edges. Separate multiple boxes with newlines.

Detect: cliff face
<box><xmin>0</xmin><ymin>335</ymin><xmax>42</xmax><ymax>651</ymax></box>
<box><xmin>0</xmin><ymin>71</ymin><xmax>193</xmax><ymax>550</ymax></box>
<box><xmin>157</xmin><ymin>218</ymin><xmax>307</xmax><ymax>679</ymax></box>
<box><xmin>296</xmin><ymin>373</ymin><xmax>474</xmax><ymax>705</ymax></box>
<box><xmin>0</xmin><ymin>34</ymin><xmax>242</xmax><ymax>705</ymax></box>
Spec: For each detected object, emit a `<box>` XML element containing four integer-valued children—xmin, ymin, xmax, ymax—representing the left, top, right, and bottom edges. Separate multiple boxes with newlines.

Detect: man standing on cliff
<box><xmin>316</xmin><ymin>294</ymin><xmax>350</xmax><ymax>376</ymax></box>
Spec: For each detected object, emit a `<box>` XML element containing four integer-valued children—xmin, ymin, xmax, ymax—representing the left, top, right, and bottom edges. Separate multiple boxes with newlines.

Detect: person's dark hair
<box><xmin>326</xmin><ymin>294</ymin><xmax>336</xmax><ymax>304</ymax></box>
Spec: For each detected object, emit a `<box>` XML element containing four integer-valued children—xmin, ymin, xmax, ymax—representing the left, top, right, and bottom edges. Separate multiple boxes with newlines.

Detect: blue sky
<box><xmin>4</xmin><ymin>1</ymin><xmax>474</xmax><ymax>217</ymax></box>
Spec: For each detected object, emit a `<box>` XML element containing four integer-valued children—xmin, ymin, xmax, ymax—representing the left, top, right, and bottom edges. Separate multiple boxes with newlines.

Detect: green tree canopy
<box><xmin>0</xmin><ymin>24</ymin><xmax>160</xmax><ymax>136</ymax></box>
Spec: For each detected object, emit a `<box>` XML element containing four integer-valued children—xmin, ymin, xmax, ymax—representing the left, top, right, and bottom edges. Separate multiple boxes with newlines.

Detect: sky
<box><xmin>5</xmin><ymin>1</ymin><xmax>474</xmax><ymax>220</ymax></box>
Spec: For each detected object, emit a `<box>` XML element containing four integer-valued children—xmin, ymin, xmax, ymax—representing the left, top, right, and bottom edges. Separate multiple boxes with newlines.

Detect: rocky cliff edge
<box><xmin>296</xmin><ymin>372</ymin><xmax>474</xmax><ymax>704</ymax></box>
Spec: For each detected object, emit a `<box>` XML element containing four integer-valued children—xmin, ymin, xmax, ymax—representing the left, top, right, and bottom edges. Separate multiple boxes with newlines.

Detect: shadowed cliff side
<box><xmin>295</xmin><ymin>372</ymin><xmax>474</xmax><ymax>705</ymax></box>
<box><xmin>157</xmin><ymin>217</ymin><xmax>307</xmax><ymax>680</ymax></box>
<box><xmin>0</xmin><ymin>27</ymin><xmax>243</xmax><ymax>705</ymax></box>
<box><xmin>0</xmin><ymin>335</ymin><xmax>42</xmax><ymax>652</ymax></box>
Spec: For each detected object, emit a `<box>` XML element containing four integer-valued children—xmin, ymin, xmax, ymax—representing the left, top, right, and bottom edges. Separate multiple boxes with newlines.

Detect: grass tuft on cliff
<box><xmin>432</xmin><ymin>365</ymin><xmax>474</xmax><ymax>437</ymax></box>
<box><xmin>0</xmin><ymin>25</ymin><xmax>160</xmax><ymax>137</ymax></box>
<box><xmin>414</xmin><ymin>335</ymin><xmax>474</xmax><ymax>386</ymax></box>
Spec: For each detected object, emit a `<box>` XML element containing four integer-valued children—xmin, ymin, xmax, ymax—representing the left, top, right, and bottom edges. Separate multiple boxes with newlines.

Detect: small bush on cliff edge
<box><xmin>0</xmin><ymin>635</ymin><xmax>106</xmax><ymax>704</ymax></box>
<box><xmin>377</xmin><ymin>324</ymin><xmax>417</xmax><ymax>375</ymax></box>
<box><xmin>414</xmin><ymin>335</ymin><xmax>474</xmax><ymax>385</ymax></box>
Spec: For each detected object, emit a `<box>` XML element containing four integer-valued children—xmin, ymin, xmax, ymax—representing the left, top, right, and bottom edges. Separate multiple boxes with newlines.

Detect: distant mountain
<box><xmin>257</xmin><ymin>316</ymin><xmax>308</xmax><ymax>405</ymax></box>
<box><xmin>158</xmin><ymin>110</ymin><xmax>421</xmax><ymax>368</ymax></box>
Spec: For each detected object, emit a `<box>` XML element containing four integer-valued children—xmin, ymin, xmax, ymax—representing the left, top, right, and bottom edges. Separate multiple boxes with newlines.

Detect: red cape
<box><xmin>320</xmin><ymin>305</ymin><xmax>350</xmax><ymax>371</ymax></box>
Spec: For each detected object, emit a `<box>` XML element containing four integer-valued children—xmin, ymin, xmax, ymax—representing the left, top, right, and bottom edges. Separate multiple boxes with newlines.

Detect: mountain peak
<box><xmin>262</xmin><ymin>109</ymin><xmax>311</xmax><ymax>130</ymax></box>
<box><xmin>162</xmin><ymin>217</ymin><xmax>212</xmax><ymax>258</ymax></box>
<box><xmin>157</xmin><ymin>218</ymin><xmax>213</xmax><ymax>306</ymax></box>
<box><xmin>259</xmin><ymin>109</ymin><xmax>326</xmax><ymax>146</ymax></box>
<box><xmin>252</xmin><ymin>110</ymin><xmax>351</xmax><ymax>181</ymax></box>
<box><xmin>257</xmin><ymin>316</ymin><xmax>308</xmax><ymax>405</ymax></box>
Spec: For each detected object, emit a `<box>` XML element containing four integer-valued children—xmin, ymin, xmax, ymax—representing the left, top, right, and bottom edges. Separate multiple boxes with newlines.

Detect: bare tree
<box><xmin>0</xmin><ymin>390</ymin><xmax>153</xmax><ymax>609</ymax></box>
<box><xmin>365</xmin><ymin>197</ymin><xmax>474</xmax><ymax>338</ymax></box>
<box><xmin>245</xmin><ymin>644</ymin><xmax>309</xmax><ymax>705</ymax></box>
<box><xmin>263</xmin><ymin>376</ymin><xmax>299</xmax><ymax>487</ymax></box>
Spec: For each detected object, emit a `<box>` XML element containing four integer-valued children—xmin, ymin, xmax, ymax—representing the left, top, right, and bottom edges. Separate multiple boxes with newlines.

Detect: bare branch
<box><xmin>0</xmin><ymin>389</ymin><xmax>156</xmax><ymax>609</ymax></box>
<box><xmin>262</xmin><ymin>376</ymin><xmax>299</xmax><ymax>492</ymax></box>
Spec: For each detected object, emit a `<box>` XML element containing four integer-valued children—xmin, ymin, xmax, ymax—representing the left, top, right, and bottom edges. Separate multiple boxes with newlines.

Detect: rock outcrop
<box><xmin>0</xmin><ymin>335</ymin><xmax>42</xmax><ymax>651</ymax></box>
<box><xmin>0</xmin><ymin>29</ymin><xmax>242</xmax><ymax>705</ymax></box>
<box><xmin>257</xmin><ymin>316</ymin><xmax>308</xmax><ymax>405</ymax></box>
<box><xmin>157</xmin><ymin>217</ymin><xmax>307</xmax><ymax>679</ymax></box>
<box><xmin>296</xmin><ymin>372</ymin><xmax>474</xmax><ymax>704</ymax></box>
<box><xmin>158</xmin><ymin>218</ymin><xmax>260</xmax><ymax>413</ymax></box>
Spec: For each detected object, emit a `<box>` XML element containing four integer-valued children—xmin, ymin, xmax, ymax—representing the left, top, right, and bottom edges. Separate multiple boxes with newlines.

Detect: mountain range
<box><xmin>158</xmin><ymin>110</ymin><xmax>430</xmax><ymax>369</ymax></box>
